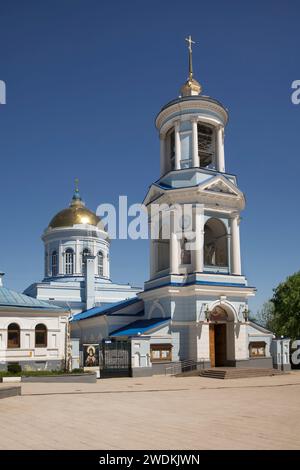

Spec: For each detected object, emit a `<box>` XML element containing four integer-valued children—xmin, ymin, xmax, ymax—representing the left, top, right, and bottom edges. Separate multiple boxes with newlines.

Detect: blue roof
<box><xmin>0</xmin><ymin>287</ymin><xmax>63</xmax><ymax>310</ymax></box>
<box><xmin>110</xmin><ymin>317</ymin><xmax>170</xmax><ymax>337</ymax></box>
<box><xmin>71</xmin><ymin>297</ymin><xmax>141</xmax><ymax>322</ymax></box>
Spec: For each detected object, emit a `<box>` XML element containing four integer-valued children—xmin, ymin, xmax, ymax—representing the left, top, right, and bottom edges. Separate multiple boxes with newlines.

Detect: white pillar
<box><xmin>58</xmin><ymin>243</ymin><xmax>64</xmax><ymax>275</ymax></box>
<box><xmin>192</xmin><ymin>118</ymin><xmax>199</xmax><ymax>167</ymax></box>
<box><xmin>231</xmin><ymin>215</ymin><xmax>242</xmax><ymax>275</ymax></box>
<box><xmin>160</xmin><ymin>135</ymin><xmax>166</xmax><ymax>176</ymax></box>
<box><xmin>194</xmin><ymin>207</ymin><xmax>204</xmax><ymax>272</ymax></box>
<box><xmin>150</xmin><ymin>239</ymin><xmax>156</xmax><ymax>279</ymax></box>
<box><xmin>174</xmin><ymin>121</ymin><xmax>181</xmax><ymax>170</ymax></box>
<box><xmin>85</xmin><ymin>255</ymin><xmax>95</xmax><ymax>310</ymax></box>
<box><xmin>75</xmin><ymin>240</ymin><xmax>81</xmax><ymax>274</ymax></box>
<box><xmin>103</xmin><ymin>251</ymin><xmax>108</xmax><ymax>278</ymax></box>
<box><xmin>170</xmin><ymin>211</ymin><xmax>179</xmax><ymax>274</ymax></box>
<box><xmin>217</xmin><ymin>125</ymin><xmax>225</xmax><ymax>172</ymax></box>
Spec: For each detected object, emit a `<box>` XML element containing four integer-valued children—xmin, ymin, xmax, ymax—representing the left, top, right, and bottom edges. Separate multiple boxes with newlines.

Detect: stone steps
<box><xmin>199</xmin><ymin>368</ymin><xmax>285</xmax><ymax>380</ymax></box>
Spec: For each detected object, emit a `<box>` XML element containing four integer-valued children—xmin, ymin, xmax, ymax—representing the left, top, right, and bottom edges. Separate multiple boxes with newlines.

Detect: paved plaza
<box><xmin>1</xmin><ymin>372</ymin><xmax>300</xmax><ymax>450</ymax></box>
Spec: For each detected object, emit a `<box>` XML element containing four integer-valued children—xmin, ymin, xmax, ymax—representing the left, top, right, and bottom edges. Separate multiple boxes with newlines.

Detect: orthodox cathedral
<box><xmin>1</xmin><ymin>38</ymin><xmax>290</xmax><ymax>375</ymax></box>
<box><xmin>24</xmin><ymin>182</ymin><xmax>140</xmax><ymax>313</ymax></box>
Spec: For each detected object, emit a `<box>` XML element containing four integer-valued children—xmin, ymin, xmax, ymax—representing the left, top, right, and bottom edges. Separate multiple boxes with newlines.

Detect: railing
<box><xmin>165</xmin><ymin>358</ymin><xmax>206</xmax><ymax>376</ymax></box>
<box><xmin>164</xmin><ymin>360</ymin><xmax>193</xmax><ymax>376</ymax></box>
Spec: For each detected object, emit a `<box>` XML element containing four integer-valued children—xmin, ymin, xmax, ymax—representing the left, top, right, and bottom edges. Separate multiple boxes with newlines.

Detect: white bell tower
<box><xmin>141</xmin><ymin>37</ymin><xmax>256</xmax><ymax>367</ymax></box>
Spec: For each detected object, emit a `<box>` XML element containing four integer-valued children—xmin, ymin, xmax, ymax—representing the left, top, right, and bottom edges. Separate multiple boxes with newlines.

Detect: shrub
<box><xmin>7</xmin><ymin>363</ymin><xmax>22</xmax><ymax>374</ymax></box>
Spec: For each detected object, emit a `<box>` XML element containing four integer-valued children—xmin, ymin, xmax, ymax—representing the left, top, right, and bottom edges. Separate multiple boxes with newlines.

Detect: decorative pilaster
<box><xmin>230</xmin><ymin>215</ymin><xmax>242</xmax><ymax>275</ymax></box>
<box><xmin>174</xmin><ymin>120</ymin><xmax>181</xmax><ymax>170</ymax></box>
<box><xmin>191</xmin><ymin>117</ymin><xmax>199</xmax><ymax>167</ymax></box>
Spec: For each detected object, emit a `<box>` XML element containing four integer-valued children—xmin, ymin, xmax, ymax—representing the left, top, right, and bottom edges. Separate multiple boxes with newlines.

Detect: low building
<box><xmin>0</xmin><ymin>272</ymin><xmax>68</xmax><ymax>371</ymax></box>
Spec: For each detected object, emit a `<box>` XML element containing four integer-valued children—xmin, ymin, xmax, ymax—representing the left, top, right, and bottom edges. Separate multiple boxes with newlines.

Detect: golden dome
<box><xmin>48</xmin><ymin>185</ymin><xmax>102</xmax><ymax>229</ymax></box>
<box><xmin>180</xmin><ymin>77</ymin><xmax>202</xmax><ymax>97</ymax></box>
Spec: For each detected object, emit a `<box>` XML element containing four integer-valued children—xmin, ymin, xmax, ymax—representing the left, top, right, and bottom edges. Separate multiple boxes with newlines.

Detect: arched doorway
<box><xmin>209</xmin><ymin>306</ymin><xmax>230</xmax><ymax>367</ymax></box>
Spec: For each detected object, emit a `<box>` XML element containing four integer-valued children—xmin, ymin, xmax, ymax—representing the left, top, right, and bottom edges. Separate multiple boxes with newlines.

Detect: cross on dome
<box><xmin>180</xmin><ymin>34</ymin><xmax>202</xmax><ymax>97</ymax></box>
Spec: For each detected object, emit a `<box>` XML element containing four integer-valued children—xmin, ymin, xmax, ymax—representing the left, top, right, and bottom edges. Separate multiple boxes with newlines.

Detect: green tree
<box><xmin>271</xmin><ymin>271</ymin><xmax>300</xmax><ymax>339</ymax></box>
<box><xmin>256</xmin><ymin>301</ymin><xmax>275</xmax><ymax>331</ymax></box>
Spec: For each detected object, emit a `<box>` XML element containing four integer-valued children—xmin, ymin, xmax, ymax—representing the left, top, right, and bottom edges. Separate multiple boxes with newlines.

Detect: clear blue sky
<box><xmin>0</xmin><ymin>0</ymin><xmax>299</xmax><ymax>314</ymax></box>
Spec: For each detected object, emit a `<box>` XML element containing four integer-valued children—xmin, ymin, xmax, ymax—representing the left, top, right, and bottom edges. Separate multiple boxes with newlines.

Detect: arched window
<box><xmin>51</xmin><ymin>251</ymin><xmax>58</xmax><ymax>276</ymax></box>
<box><xmin>204</xmin><ymin>218</ymin><xmax>228</xmax><ymax>267</ymax></box>
<box><xmin>181</xmin><ymin>237</ymin><xmax>191</xmax><ymax>265</ymax></box>
<box><xmin>7</xmin><ymin>323</ymin><xmax>20</xmax><ymax>349</ymax></box>
<box><xmin>82</xmin><ymin>248</ymin><xmax>90</xmax><ymax>274</ymax></box>
<box><xmin>169</xmin><ymin>129</ymin><xmax>175</xmax><ymax>170</ymax></box>
<box><xmin>198</xmin><ymin>124</ymin><xmax>215</xmax><ymax>168</ymax></box>
<box><xmin>35</xmin><ymin>324</ymin><xmax>47</xmax><ymax>348</ymax></box>
<box><xmin>65</xmin><ymin>248</ymin><xmax>74</xmax><ymax>275</ymax></box>
<box><xmin>98</xmin><ymin>251</ymin><xmax>104</xmax><ymax>276</ymax></box>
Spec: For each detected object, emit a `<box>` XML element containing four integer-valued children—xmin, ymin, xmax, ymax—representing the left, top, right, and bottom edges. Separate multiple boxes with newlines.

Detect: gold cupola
<box><xmin>48</xmin><ymin>180</ymin><xmax>102</xmax><ymax>229</ymax></box>
<box><xmin>180</xmin><ymin>35</ymin><xmax>202</xmax><ymax>97</ymax></box>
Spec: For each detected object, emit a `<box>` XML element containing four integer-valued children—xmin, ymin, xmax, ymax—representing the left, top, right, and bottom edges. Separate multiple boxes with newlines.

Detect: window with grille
<box><xmin>198</xmin><ymin>124</ymin><xmax>215</xmax><ymax>168</ymax></box>
<box><xmin>65</xmin><ymin>248</ymin><xmax>74</xmax><ymax>275</ymax></box>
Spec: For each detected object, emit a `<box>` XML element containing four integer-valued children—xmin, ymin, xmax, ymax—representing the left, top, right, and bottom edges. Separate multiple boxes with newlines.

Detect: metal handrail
<box><xmin>165</xmin><ymin>359</ymin><xmax>197</xmax><ymax>376</ymax></box>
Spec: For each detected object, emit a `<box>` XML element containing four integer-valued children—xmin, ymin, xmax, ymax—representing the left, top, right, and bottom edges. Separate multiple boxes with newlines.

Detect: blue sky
<box><xmin>0</xmin><ymin>0</ymin><xmax>299</xmax><ymax>314</ymax></box>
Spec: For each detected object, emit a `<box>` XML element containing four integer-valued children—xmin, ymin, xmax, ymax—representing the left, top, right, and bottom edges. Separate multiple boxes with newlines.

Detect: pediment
<box><xmin>143</xmin><ymin>184</ymin><xmax>165</xmax><ymax>206</ymax></box>
<box><xmin>198</xmin><ymin>176</ymin><xmax>241</xmax><ymax>197</ymax></box>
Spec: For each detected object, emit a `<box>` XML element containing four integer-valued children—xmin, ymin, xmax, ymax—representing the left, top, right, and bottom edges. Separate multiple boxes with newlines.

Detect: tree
<box><xmin>256</xmin><ymin>301</ymin><xmax>275</xmax><ymax>331</ymax></box>
<box><xmin>271</xmin><ymin>271</ymin><xmax>300</xmax><ymax>339</ymax></box>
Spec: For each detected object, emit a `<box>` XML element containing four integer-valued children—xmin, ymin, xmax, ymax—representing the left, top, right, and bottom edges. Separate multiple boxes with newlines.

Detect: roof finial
<box><xmin>180</xmin><ymin>35</ymin><xmax>202</xmax><ymax>97</ymax></box>
<box><xmin>185</xmin><ymin>35</ymin><xmax>195</xmax><ymax>80</ymax></box>
<box><xmin>71</xmin><ymin>177</ymin><xmax>84</xmax><ymax>207</ymax></box>
<box><xmin>75</xmin><ymin>177</ymin><xmax>79</xmax><ymax>193</ymax></box>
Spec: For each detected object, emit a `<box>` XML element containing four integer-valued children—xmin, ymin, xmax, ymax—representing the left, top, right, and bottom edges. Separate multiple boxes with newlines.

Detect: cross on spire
<box><xmin>75</xmin><ymin>177</ymin><xmax>79</xmax><ymax>193</ymax></box>
<box><xmin>185</xmin><ymin>35</ymin><xmax>196</xmax><ymax>80</ymax></box>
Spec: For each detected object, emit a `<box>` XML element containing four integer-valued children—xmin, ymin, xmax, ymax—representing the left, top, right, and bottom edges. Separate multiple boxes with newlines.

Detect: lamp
<box><xmin>243</xmin><ymin>307</ymin><xmax>249</xmax><ymax>322</ymax></box>
<box><xmin>205</xmin><ymin>305</ymin><xmax>210</xmax><ymax>322</ymax></box>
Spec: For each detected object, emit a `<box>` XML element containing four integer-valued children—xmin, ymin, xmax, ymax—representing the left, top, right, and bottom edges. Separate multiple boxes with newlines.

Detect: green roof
<box><xmin>0</xmin><ymin>286</ymin><xmax>63</xmax><ymax>310</ymax></box>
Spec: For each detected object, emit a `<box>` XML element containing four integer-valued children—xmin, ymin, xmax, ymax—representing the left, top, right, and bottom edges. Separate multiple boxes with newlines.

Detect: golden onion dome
<box><xmin>180</xmin><ymin>77</ymin><xmax>202</xmax><ymax>97</ymax></box>
<box><xmin>48</xmin><ymin>184</ymin><xmax>103</xmax><ymax>230</ymax></box>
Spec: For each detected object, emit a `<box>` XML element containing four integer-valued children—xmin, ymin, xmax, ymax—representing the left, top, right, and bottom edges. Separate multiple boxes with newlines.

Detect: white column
<box><xmin>230</xmin><ymin>215</ymin><xmax>242</xmax><ymax>275</ymax></box>
<box><xmin>170</xmin><ymin>211</ymin><xmax>179</xmax><ymax>274</ymax></box>
<box><xmin>150</xmin><ymin>239</ymin><xmax>156</xmax><ymax>279</ymax></box>
<box><xmin>217</xmin><ymin>125</ymin><xmax>225</xmax><ymax>172</ymax></box>
<box><xmin>58</xmin><ymin>243</ymin><xmax>64</xmax><ymax>275</ymax></box>
<box><xmin>192</xmin><ymin>118</ymin><xmax>199</xmax><ymax>167</ymax></box>
<box><xmin>103</xmin><ymin>252</ymin><xmax>108</xmax><ymax>278</ymax></box>
<box><xmin>75</xmin><ymin>240</ymin><xmax>81</xmax><ymax>274</ymax></box>
<box><xmin>174</xmin><ymin>120</ymin><xmax>181</xmax><ymax>170</ymax></box>
<box><xmin>194</xmin><ymin>207</ymin><xmax>204</xmax><ymax>272</ymax></box>
<box><xmin>160</xmin><ymin>135</ymin><xmax>166</xmax><ymax>176</ymax></box>
<box><xmin>106</xmin><ymin>252</ymin><xmax>110</xmax><ymax>278</ymax></box>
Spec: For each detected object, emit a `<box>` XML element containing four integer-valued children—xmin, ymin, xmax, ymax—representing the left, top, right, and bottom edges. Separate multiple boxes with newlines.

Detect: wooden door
<box><xmin>209</xmin><ymin>325</ymin><xmax>215</xmax><ymax>367</ymax></box>
<box><xmin>215</xmin><ymin>324</ymin><xmax>227</xmax><ymax>366</ymax></box>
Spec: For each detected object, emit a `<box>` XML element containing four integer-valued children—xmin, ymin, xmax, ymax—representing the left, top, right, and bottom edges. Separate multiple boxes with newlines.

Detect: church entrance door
<box><xmin>209</xmin><ymin>324</ymin><xmax>227</xmax><ymax>367</ymax></box>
